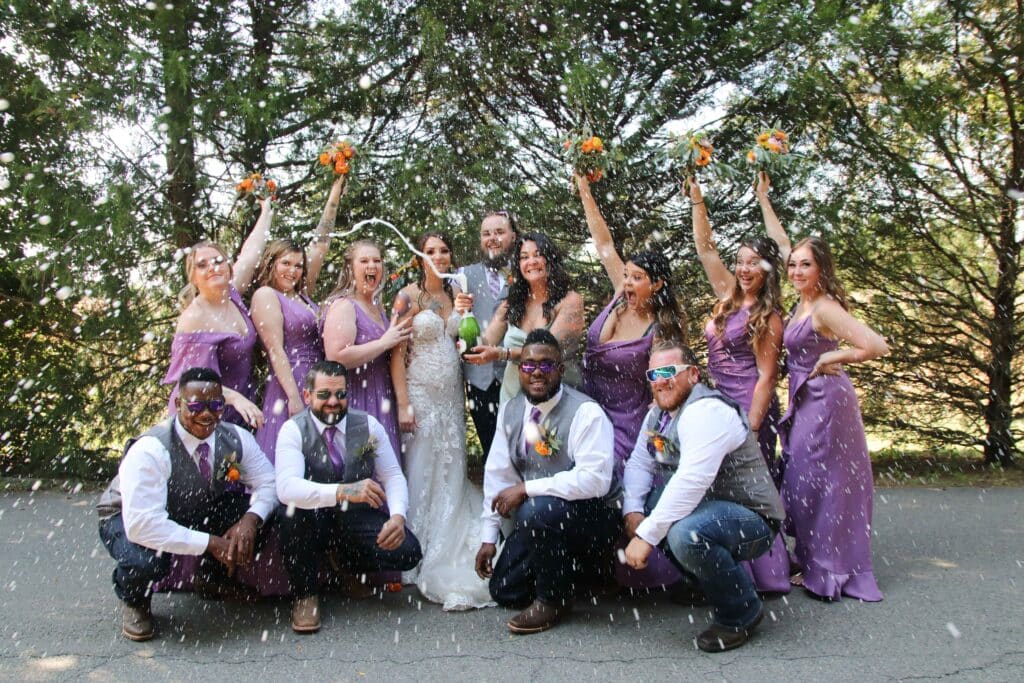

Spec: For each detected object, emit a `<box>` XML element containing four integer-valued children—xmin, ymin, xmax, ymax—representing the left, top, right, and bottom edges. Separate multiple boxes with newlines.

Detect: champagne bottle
<box><xmin>457</xmin><ymin>310</ymin><xmax>480</xmax><ymax>356</ymax></box>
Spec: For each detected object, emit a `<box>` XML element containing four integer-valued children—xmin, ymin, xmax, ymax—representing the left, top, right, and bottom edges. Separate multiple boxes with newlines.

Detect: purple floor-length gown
<box><xmin>159</xmin><ymin>285</ymin><xmax>288</xmax><ymax>596</ymax></box>
<box><xmin>779</xmin><ymin>315</ymin><xmax>882</xmax><ymax>601</ymax></box>
<box><xmin>705</xmin><ymin>308</ymin><xmax>790</xmax><ymax>593</ymax></box>
<box><xmin>584</xmin><ymin>299</ymin><xmax>682</xmax><ymax>590</ymax></box>
<box><xmin>163</xmin><ymin>286</ymin><xmax>257</xmax><ymax>427</ymax></box>
<box><xmin>255</xmin><ymin>291</ymin><xmax>323</xmax><ymax>463</ymax></box>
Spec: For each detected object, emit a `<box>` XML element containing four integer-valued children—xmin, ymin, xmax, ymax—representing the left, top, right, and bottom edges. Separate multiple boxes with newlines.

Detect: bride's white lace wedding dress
<box><xmin>402</xmin><ymin>309</ymin><xmax>494</xmax><ymax>610</ymax></box>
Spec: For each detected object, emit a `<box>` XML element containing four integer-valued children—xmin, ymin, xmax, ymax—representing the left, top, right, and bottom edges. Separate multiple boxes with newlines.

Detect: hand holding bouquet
<box><xmin>667</xmin><ymin>131</ymin><xmax>715</xmax><ymax>178</ymax></box>
<box><xmin>319</xmin><ymin>139</ymin><xmax>358</xmax><ymax>178</ymax></box>
<box><xmin>564</xmin><ymin>132</ymin><xmax>611</xmax><ymax>183</ymax></box>
<box><xmin>235</xmin><ymin>172</ymin><xmax>277</xmax><ymax>200</ymax></box>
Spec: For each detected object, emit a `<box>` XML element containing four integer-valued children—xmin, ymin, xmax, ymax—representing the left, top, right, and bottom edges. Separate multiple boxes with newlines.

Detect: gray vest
<box><xmin>96</xmin><ymin>419</ymin><xmax>245</xmax><ymax>523</ymax></box>
<box><xmin>502</xmin><ymin>386</ymin><xmax>623</xmax><ymax>507</ymax></box>
<box><xmin>291</xmin><ymin>407</ymin><xmax>374</xmax><ymax>484</ymax></box>
<box><xmin>462</xmin><ymin>262</ymin><xmax>507</xmax><ymax>390</ymax></box>
<box><xmin>645</xmin><ymin>383</ymin><xmax>784</xmax><ymax>522</ymax></box>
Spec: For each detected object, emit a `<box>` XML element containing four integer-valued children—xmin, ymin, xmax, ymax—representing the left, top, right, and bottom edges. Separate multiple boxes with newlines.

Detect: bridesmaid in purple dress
<box><xmin>575</xmin><ymin>173</ymin><xmax>688</xmax><ymax>590</ymax></box>
<box><xmin>321</xmin><ymin>239</ymin><xmax>412</xmax><ymax>457</ymax></box>
<box><xmin>251</xmin><ymin>175</ymin><xmax>344</xmax><ymax>462</ymax></box>
<box><xmin>688</xmin><ymin>177</ymin><xmax>790</xmax><ymax>593</ymax></box>
<box><xmin>163</xmin><ymin>196</ymin><xmax>273</xmax><ymax>430</ymax></box>
<box><xmin>760</xmin><ymin>178</ymin><xmax>889</xmax><ymax>601</ymax></box>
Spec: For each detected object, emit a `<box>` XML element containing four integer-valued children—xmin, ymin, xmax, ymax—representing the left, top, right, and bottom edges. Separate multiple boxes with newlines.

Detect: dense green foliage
<box><xmin>0</xmin><ymin>0</ymin><xmax>1020</xmax><ymax>477</ymax></box>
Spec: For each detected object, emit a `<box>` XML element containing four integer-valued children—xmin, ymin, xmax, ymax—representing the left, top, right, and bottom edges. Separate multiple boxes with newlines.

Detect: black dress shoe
<box><xmin>507</xmin><ymin>599</ymin><xmax>571</xmax><ymax>634</ymax></box>
<box><xmin>696</xmin><ymin>606</ymin><xmax>764</xmax><ymax>653</ymax></box>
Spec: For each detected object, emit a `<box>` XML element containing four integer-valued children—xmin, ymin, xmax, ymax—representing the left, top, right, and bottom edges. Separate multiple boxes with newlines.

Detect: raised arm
<box><xmin>809</xmin><ymin>299</ymin><xmax>890</xmax><ymax>377</ymax></box>
<box><xmin>687</xmin><ymin>177</ymin><xmax>735</xmax><ymax>301</ymax></box>
<box><xmin>548</xmin><ymin>291</ymin><xmax>586</xmax><ymax>352</ymax></box>
<box><xmin>251</xmin><ymin>286</ymin><xmax>304</xmax><ymax>418</ymax></box>
<box><xmin>305</xmin><ymin>176</ymin><xmax>347</xmax><ymax>294</ymax></box>
<box><xmin>232</xmin><ymin>196</ymin><xmax>273</xmax><ymax>294</ymax></box>
<box><xmin>575</xmin><ymin>173</ymin><xmax>627</xmax><ymax>293</ymax></box>
<box><xmin>748</xmin><ymin>313</ymin><xmax>783</xmax><ymax>432</ymax></box>
<box><xmin>755</xmin><ymin>172</ymin><xmax>791</xmax><ymax>265</ymax></box>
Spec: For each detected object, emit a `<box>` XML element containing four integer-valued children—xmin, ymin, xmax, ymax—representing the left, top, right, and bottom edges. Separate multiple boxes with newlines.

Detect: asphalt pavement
<box><xmin>0</xmin><ymin>487</ymin><xmax>1021</xmax><ymax>682</ymax></box>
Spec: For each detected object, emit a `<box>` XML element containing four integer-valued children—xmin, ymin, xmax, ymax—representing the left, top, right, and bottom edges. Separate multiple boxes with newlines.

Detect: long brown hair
<box><xmin>414</xmin><ymin>232</ymin><xmax>455</xmax><ymax>308</ymax></box>
<box><xmin>711</xmin><ymin>236</ymin><xmax>784</xmax><ymax>355</ymax></box>
<box><xmin>625</xmin><ymin>251</ymin><xmax>687</xmax><ymax>345</ymax></box>
<box><xmin>254</xmin><ymin>238</ymin><xmax>307</xmax><ymax>294</ymax></box>
<box><xmin>178</xmin><ymin>241</ymin><xmax>231</xmax><ymax>309</ymax></box>
<box><xmin>791</xmin><ymin>235</ymin><xmax>849</xmax><ymax>310</ymax></box>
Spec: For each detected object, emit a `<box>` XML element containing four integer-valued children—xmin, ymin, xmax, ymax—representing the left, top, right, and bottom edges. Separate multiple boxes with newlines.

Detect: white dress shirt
<box><xmin>480</xmin><ymin>388</ymin><xmax>614</xmax><ymax>544</ymax></box>
<box><xmin>275</xmin><ymin>411</ymin><xmax>409</xmax><ymax>518</ymax></box>
<box><xmin>119</xmin><ymin>418</ymin><xmax>277</xmax><ymax>556</ymax></box>
<box><xmin>628</xmin><ymin>398</ymin><xmax>747</xmax><ymax>546</ymax></box>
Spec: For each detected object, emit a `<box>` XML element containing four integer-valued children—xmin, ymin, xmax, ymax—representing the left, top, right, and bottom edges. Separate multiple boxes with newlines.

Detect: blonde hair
<box><xmin>178</xmin><ymin>241</ymin><xmax>231</xmax><ymax>309</ymax></box>
<box><xmin>711</xmin><ymin>236</ymin><xmax>784</xmax><ymax>356</ymax></box>
<box><xmin>323</xmin><ymin>239</ymin><xmax>385</xmax><ymax>309</ymax></box>
<box><xmin>254</xmin><ymin>238</ymin><xmax>307</xmax><ymax>294</ymax></box>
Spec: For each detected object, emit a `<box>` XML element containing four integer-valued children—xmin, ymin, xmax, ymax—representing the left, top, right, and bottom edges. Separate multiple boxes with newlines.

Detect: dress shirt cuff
<box><xmin>635</xmin><ymin>519</ymin><xmax>665</xmax><ymax>547</ymax></box>
<box><xmin>481</xmin><ymin>518</ymin><xmax>500</xmax><ymax>545</ymax></box>
<box><xmin>522</xmin><ymin>479</ymin><xmax>545</xmax><ymax>499</ymax></box>
<box><xmin>622</xmin><ymin>496</ymin><xmax>645</xmax><ymax>516</ymax></box>
<box><xmin>246</xmin><ymin>499</ymin><xmax>276</xmax><ymax>523</ymax></box>
<box><xmin>187</xmin><ymin>530</ymin><xmax>213</xmax><ymax>556</ymax></box>
<box><xmin>320</xmin><ymin>485</ymin><xmax>340</xmax><ymax>510</ymax></box>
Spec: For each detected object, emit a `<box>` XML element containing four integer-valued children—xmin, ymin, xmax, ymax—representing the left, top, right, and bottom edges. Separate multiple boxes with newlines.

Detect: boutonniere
<box><xmin>354</xmin><ymin>436</ymin><xmax>378</xmax><ymax>461</ymax></box>
<box><xmin>533</xmin><ymin>421</ymin><xmax>562</xmax><ymax>458</ymax></box>
<box><xmin>645</xmin><ymin>430</ymin><xmax>679</xmax><ymax>460</ymax></box>
<box><xmin>216</xmin><ymin>452</ymin><xmax>244</xmax><ymax>483</ymax></box>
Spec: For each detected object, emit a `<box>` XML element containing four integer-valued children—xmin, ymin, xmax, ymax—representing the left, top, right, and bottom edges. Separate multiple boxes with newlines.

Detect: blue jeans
<box><xmin>662</xmin><ymin>499</ymin><xmax>774</xmax><ymax>629</ymax></box>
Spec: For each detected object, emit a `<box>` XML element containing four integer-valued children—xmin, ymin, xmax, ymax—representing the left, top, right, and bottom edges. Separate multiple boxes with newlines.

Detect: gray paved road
<box><xmin>0</xmin><ymin>487</ymin><xmax>1021</xmax><ymax>682</ymax></box>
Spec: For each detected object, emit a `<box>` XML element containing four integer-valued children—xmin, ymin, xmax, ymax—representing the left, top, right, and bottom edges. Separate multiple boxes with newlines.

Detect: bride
<box><xmin>390</xmin><ymin>232</ymin><xmax>494</xmax><ymax>611</ymax></box>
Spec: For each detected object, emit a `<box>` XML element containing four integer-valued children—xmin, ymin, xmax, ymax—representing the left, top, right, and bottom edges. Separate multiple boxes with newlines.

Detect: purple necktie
<box><xmin>657</xmin><ymin>411</ymin><xmax>671</xmax><ymax>434</ymax></box>
<box><xmin>196</xmin><ymin>442</ymin><xmax>212</xmax><ymax>483</ymax></box>
<box><xmin>323</xmin><ymin>426</ymin><xmax>345</xmax><ymax>479</ymax></box>
<box><xmin>487</xmin><ymin>269</ymin><xmax>503</xmax><ymax>299</ymax></box>
<box><xmin>524</xmin><ymin>407</ymin><xmax>542</xmax><ymax>456</ymax></box>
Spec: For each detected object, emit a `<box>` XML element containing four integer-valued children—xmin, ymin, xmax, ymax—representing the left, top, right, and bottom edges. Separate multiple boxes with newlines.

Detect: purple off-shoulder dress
<box><xmin>255</xmin><ymin>291</ymin><xmax>323</xmax><ymax>463</ymax></box>
<box><xmin>584</xmin><ymin>299</ymin><xmax>682</xmax><ymax>590</ymax></box>
<box><xmin>163</xmin><ymin>286</ymin><xmax>257</xmax><ymax>426</ymax></box>
<box><xmin>705</xmin><ymin>308</ymin><xmax>790</xmax><ymax>593</ymax></box>
<box><xmin>159</xmin><ymin>285</ymin><xmax>289</xmax><ymax>596</ymax></box>
<box><xmin>779</xmin><ymin>315</ymin><xmax>883</xmax><ymax>601</ymax></box>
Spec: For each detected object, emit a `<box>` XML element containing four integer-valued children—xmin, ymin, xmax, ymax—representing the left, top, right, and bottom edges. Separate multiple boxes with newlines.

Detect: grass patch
<box><xmin>872</xmin><ymin>447</ymin><xmax>1023</xmax><ymax>487</ymax></box>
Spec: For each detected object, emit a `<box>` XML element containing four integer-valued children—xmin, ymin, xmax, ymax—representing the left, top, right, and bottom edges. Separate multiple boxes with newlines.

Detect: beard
<box><xmin>313</xmin><ymin>407</ymin><xmax>346</xmax><ymax>425</ymax></box>
<box><xmin>481</xmin><ymin>247</ymin><xmax>513</xmax><ymax>271</ymax></box>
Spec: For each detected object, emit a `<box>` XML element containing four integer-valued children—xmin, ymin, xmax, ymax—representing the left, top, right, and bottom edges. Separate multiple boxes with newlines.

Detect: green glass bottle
<box><xmin>457</xmin><ymin>311</ymin><xmax>480</xmax><ymax>356</ymax></box>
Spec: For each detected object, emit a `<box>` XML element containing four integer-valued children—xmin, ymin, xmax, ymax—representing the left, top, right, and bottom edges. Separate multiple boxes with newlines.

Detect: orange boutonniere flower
<box><xmin>645</xmin><ymin>429</ymin><xmax>678</xmax><ymax>461</ymax></box>
<box><xmin>532</xmin><ymin>421</ymin><xmax>562</xmax><ymax>458</ymax></box>
<box><xmin>215</xmin><ymin>452</ymin><xmax>246</xmax><ymax>486</ymax></box>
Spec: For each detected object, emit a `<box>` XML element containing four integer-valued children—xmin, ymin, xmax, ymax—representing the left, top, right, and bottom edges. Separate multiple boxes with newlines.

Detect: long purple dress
<box><xmin>584</xmin><ymin>299</ymin><xmax>682</xmax><ymax>590</ymax></box>
<box><xmin>163</xmin><ymin>286</ymin><xmax>257</xmax><ymax>427</ymax></box>
<box><xmin>255</xmin><ymin>291</ymin><xmax>323</xmax><ymax>463</ymax></box>
<box><xmin>324</xmin><ymin>297</ymin><xmax>401</xmax><ymax>457</ymax></box>
<box><xmin>779</xmin><ymin>314</ymin><xmax>883</xmax><ymax>601</ymax></box>
<box><xmin>705</xmin><ymin>308</ymin><xmax>790</xmax><ymax>593</ymax></box>
<box><xmin>159</xmin><ymin>285</ymin><xmax>289</xmax><ymax>596</ymax></box>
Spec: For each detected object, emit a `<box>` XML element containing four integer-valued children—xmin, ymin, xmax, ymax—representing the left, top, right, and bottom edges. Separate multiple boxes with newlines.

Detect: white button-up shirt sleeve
<box><xmin>481</xmin><ymin>401</ymin><xmax>518</xmax><ymax>544</ymax></box>
<box><xmin>622</xmin><ymin>408</ymin><xmax>658</xmax><ymax>515</ymax></box>
<box><xmin>234</xmin><ymin>426</ymin><xmax>278</xmax><ymax>522</ymax></box>
<box><xmin>368</xmin><ymin>415</ymin><xmax>408</xmax><ymax>519</ymax></box>
<box><xmin>119</xmin><ymin>436</ymin><xmax>211</xmax><ymax>556</ymax></box>
<box><xmin>635</xmin><ymin>399</ymin><xmax>747</xmax><ymax>547</ymax></box>
<box><xmin>522</xmin><ymin>402</ymin><xmax>615</xmax><ymax>501</ymax></box>
<box><xmin>275</xmin><ymin>420</ymin><xmax>339</xmax><ymax>509</ymax></box>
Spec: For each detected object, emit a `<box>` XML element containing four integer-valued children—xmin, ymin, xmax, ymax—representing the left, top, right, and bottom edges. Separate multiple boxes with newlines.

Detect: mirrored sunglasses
<box><xmin>645</xmin><ymin>364</ymin><xmax>692</xmax><ymax>383</ymax></box>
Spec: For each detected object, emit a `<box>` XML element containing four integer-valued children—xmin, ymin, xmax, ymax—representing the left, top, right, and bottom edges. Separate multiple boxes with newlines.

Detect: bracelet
<box><xmin>692</xmin><ymin>200</ymin><xmax>704</xmax><ymax>206</ymax></box>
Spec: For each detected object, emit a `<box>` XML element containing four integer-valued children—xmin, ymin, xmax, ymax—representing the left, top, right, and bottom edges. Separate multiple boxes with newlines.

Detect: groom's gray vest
<box><xmin>462</xmin><ymin>262</ymin><xmax>507</xmax><ymax>390</ymax></box>
<box><xmin>96</xmin><ymin>419</ymin><xmax>245</xmax><ymax>524</ymax></box>
<box><xmin>503</xmin><ymin>386</ymin><xmax>623</xmax><ymax>508</ymax></box>
<box><xmin>291</xmin><ymin>408</ymin><xmax>374</xmax><ymax>485</ymax></box>
<box><xmin>644</xmin><ymin>383</ymin><xmax>784</xmax><ymax>522</ymax></box>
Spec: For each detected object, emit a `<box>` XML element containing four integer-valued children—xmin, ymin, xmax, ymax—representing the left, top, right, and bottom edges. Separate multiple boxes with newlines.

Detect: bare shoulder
<box><xmin>557</xmin><ymin>290</ymin><xmax>584</xmax><ymax>311</ymax></box>
<box><xmin>251</xmin><ymin>286</ymin><xmax>281</xmax><ymax>309</ymax></box>
<box><xmin>175</xmin><ymin>303</ymin><xmax>204</xmax><ymax>333</ymax></box>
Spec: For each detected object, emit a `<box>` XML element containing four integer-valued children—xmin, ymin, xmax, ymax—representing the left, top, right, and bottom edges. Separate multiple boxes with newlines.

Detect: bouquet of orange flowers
<box><xmin>563</xmin><ymin>132</ymin><xmax>613</xmax><ymax>183</ymax></box>
<box><xmin>667</xmin><ymin>131</ymin><xmax>716</xmax><ymax>178</ymax></box>
<box><xmin>318</xmin><ymin>139</ymin><xmax>358</xmax><ymax>178</ymax></box>
<box><xmin>746</xmin><ymin>127</ymin><xmax>798</xmax><ymax>174</ymax></box>
<box><xmin>235</xmin><ymin>172</ymin><xmax>277</xmax><ymax>200</ymax></box>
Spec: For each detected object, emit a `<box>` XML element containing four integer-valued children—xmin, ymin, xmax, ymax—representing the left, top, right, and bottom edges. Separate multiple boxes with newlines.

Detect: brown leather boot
<box><xmin>291</xmin><ymin>595</ymin><xmax>321</xmax><ymax>633</ymax></box>
<box><xmin>506</xmin><ymin>599</ymin><xmax>571</xmax><ymax>634</ymax></box>
<box><xmin>121</xmin><ymin>601</ymin><xmax>154</xmax><ymax>641</ymax></box>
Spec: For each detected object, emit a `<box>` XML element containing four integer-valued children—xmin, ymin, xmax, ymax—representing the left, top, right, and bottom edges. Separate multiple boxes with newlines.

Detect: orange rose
<box><xmin>581</xmin><ymin>139</ymin><xmax>594</xmax><ymax>154</ymax></box>
<box><xmin>335</xmin><ymin>160</ymin><xmax>350</xmax><ymax>175</ymax></box>
<box><xmin>747</xmin><ymin>150</ymin><xmax>757</xmax><ymax>164</ymax></box>
<box><xmin>319</xmin><ymin>152</ymin><xmax>330</xmax><ymax>165</ymax></box>
<box><xmin>266</xmin><ymin>180</ymin><xmax>277</xmax><ymax>192</ymax></box>
<box><xmin>226</xmin><ymin>467</ymin><xmax>241</xmax><ymax>482</ymax></box>
<box><xmin>535</xmin><ymin>441</ymin><xmax>552</xmax><ymax>456</ymax></box>
<box><xmin>767</xmin><ymin>140</ymin><xmax>782</xmax><ymax>153</ymax></box>
<box><xmin>342</xmin><ymin>146</ymin><xmax>354</xmax><ymax>159</ymax></box>
<box><xmin>696</xmin><ymin>150</ymin><xmax>712</xmax><ymax>167</ymax></box>
<box><xmin>586</xmin><ymin>168</ymin><xmax>603</xmax><ymax>182</ymax></box>
<box><xmin>652</xmin><ymin>437</ymin><xmax>665</xmax><ymax>453</ymax></box>
<box><xmin>590</xmin><ymin>136</ymin><xmax>603</xmax><ymax>152</ymax></box>
<box><xmin>773</xmin><ymin>130</ymin><xmax>788</xmax><ymax>141</ymax></box>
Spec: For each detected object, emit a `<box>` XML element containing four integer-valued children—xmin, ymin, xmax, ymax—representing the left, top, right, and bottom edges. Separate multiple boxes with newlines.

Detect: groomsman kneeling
<box><xmin>275</xmin><ymin>360</ymin><xmax>422</xmax><ymax>633</ymax></box>
<box><xmin>623</xmin><ymin>341</ymin><xmax>785</xmax><ymax>652</ymax></box>
<box><xmin>97</xmin><ymin>367</ymin><xmax>278</xmax><ymax>641</ymax></box>
<box><xmin>475</xmin><ymin>329</ymin><xmax>622</xmax><ymax>634</ymax></box>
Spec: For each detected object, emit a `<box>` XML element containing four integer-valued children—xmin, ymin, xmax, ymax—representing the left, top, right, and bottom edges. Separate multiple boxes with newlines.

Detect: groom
<box><xmin>275</xmin><ymin>360</ymin><xmax>422</xmax><ymax>633</ymax></box>
<box><xmin>475</xmin><ymin>329</ymin><xmax>622</xmax><ymax>634</ymax></box>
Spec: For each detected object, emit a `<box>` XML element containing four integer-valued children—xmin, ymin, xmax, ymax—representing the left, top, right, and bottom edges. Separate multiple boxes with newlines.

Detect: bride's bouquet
<box><xmin>563</xmin><ymin>132</ymin><xmax>613</xmax><ymax>183</ymax></box>
<box><xmin>746</xmin><ymin>127</ymin><xmax>799</xmax><ymax>174</ymax></box>
<box><xmin>666</xmin><ymin>131</ymin><xmax>716</xmax><ymax>178</ymax></box>
<box><xmin>319</xmin><ymin>139</ymin><xmax>358</xmax><ymax>178</ymax></box>
<box><xmin>235</xmin><ymin>172</ymin><xmax>277</xmax><ymax>200</ymax></box>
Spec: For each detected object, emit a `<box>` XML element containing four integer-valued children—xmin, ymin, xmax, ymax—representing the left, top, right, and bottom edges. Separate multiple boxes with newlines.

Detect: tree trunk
<box><xmin>242</xmin><ymin>0</ymin><xmax>277</xmax><ymax>172</ymax></box>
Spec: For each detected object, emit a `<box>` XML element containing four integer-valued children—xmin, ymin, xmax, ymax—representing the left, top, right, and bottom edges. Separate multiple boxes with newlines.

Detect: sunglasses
<box><xmin>314</xmin><ymin>389</ymin><xmax>348</xmax><ymax>401</ymax></box>
<box><xmin>183</xmin><ymin>398</ymin><xmax>226</xmax><ymax>414</ymax></box>
<box><xmin>518</xmin><ymin>360</ymin><xmax>561</xmax><ymax>375</ymax></box>
<box><xmin>645</xmin><ymin>364</ymin><xmax>692</xmax><ymax>382</ymax></box>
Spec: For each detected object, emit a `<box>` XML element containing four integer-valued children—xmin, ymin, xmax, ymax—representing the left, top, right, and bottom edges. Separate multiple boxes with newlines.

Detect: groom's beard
<box><xmin>481</xmin><ymin>248</ymin><xmax>513</xmax><ymax>271</ymax></box>
<box><xmin>314</xmin><ymin>407</ymin><xmax>346</xmax><ymax>425</ymax></box>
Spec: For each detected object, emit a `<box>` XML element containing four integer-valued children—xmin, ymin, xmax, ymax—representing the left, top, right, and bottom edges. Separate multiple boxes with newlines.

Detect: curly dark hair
<box><xmin>624</xmin><ymin>250</ymin><xmax>687</xmax><ymax>346</ymax></box>
<box><xmin>506</xmin><ymin>232</ymin><xmax>572</xmax><ymax>328</ymax></box>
